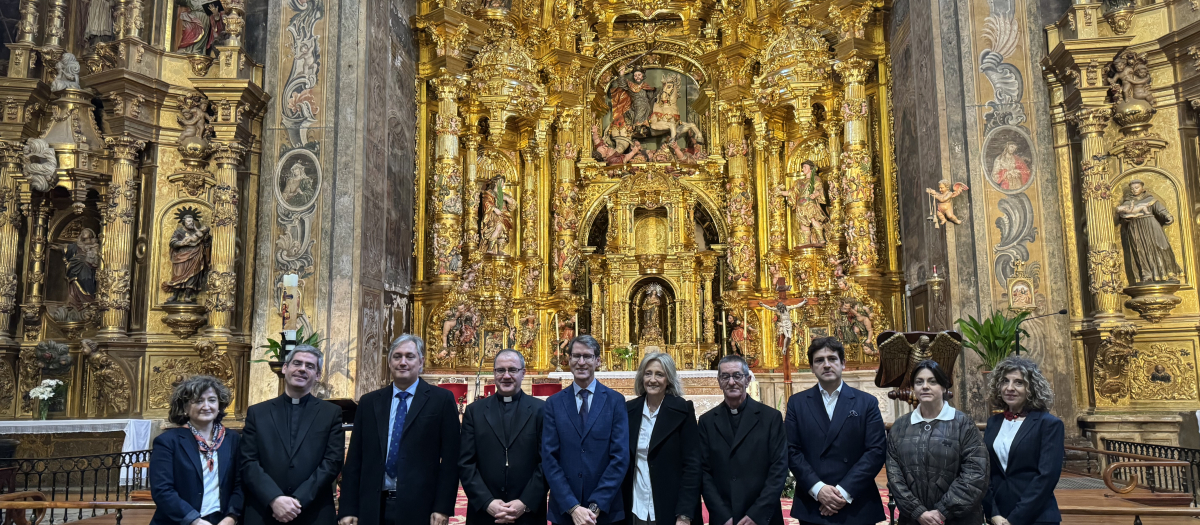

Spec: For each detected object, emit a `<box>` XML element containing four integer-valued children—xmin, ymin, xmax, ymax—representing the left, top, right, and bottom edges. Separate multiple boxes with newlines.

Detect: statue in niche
<box><xmin>50</xmin><ymin>53</ymin><xmax>80</xmax><ymax>91</ymax></box>
<box><xmin>174</xmin><ymin>0</ymin><xmax>224</xmax><ymax>56</ymax></box>
<box><xmin>646</xmin><ymin>73</ymin><xmax>704</xmax><ymax>148</ymax></box>
<box><xmin>1109</xmin><ymin>51</ymin><xmax>1155</xmax><ymax>107</ymax></box>
<box><xmin>778</xmin><ymin>161</ymin><xmax>828</xmax><ymax>246</ymax></box>
<box><xmin>50</xmin><ymin>227</ymin><xmax>100</xmax><ymax>310</ymax></box>
<box><xmin>480</xmin><ymin>177</ymin><xmax>516</xmax><ymax>255</ymax></box>
<box><xmin>638</xmin><ymin>283</ymin><xmax>667</xmax><ymax>347</ymax></box>
<box><xmin>83</xmin><ymin>0</ymin><xmax>114</xmax><ymax>47</ymax></box>
<box><xmin>926</xmin><ymin>179</ymin><xmax>969</xmax><ymax>227</ymax></box>
<box><xmin>161</xmin><ymin>207</ymin><xmax>212</xmax><ymax>303</ymax></box>
<box><xmin>590</xmin><ymin>124</ymin><xmax>643</xmax><ymax>166</ymax></box>
<box><xmin>517</xmin><ymin>311</ymin><xmax>539</xmax><ymax>354</ymax></box>
<box><xmin>23</xmin><ymin>138</ymin><xmax>58</xmax><ymax>193</ymax></box>
<box><xmin>440</xmin><ymin>303</ymin><xmax>480</xmax><ymax>358</ymax></box>
<box><xmin>1116</xmin><ymin>179</ymin><xmax>1180</xmax><ymax>284</ymax></box>
<box><xmin>609</xmin><ymin>65</ymin><xmax>657</xmax><ymax>136</ymax></box>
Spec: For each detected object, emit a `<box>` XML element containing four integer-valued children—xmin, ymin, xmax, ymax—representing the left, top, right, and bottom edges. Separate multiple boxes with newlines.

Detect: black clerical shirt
<box><xmin>499</xmin><ymin>389</ymin><xmax>524</xmax><ymax>437</ymax></box>
<box><xmin>726</xmin><ymin>396</ymin><xmax>747</xmax><ymax>433</ymax></box>
<box><xmin>287</xmin><ymin>393</ymin><xmax>313</xmax><ymax>444</ymax></box>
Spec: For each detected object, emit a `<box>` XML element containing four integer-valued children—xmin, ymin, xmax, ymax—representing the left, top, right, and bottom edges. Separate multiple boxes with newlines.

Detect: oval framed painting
<box><xmin>981</xmin><ymin>125</ymin><xmax>1036</xmax><ymax>194</ymax></box>
<box><xmin>276</xmin><ymin>148</ymin><xmax>321</xmax><ymax>212</ymax></box>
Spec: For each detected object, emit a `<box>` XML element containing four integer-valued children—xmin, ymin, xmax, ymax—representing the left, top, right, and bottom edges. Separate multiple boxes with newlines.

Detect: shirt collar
<box><xmin>393</xmin><ymin>380</ymin><xmax>419</xmax><ymax>398</ymax></box>
<box><xmin>910</xmin><ymin>402</ymin><xmax>956</xmax><ymax>424</ymax></box>
<box><xmin>501</xmin><ymin>390</ymin><xmax>524</xmax><ymax>403</ymax></box>
<box><xmin>820</xmin><ymin>382</ymin><xmax>844</xmax><ymax>400</ymax></box>
<box><xmin>643</xmin><ymin>398</ymin><xmax>661</xmax><ymax>418</ymax></box>
<box><xmin>283</xmin><ymin>393</ymin><xmax>312</xmax><ymax>405</ymax></box>
<box><xmin>573</xmin><ymin>377</ymin><xmax>598</xmax><ymax>397</ymax></box>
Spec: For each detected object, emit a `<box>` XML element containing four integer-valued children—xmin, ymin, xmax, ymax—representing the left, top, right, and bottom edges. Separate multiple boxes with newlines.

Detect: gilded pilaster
<box><xmin>1069</xmin><ymin>107</ymin><xmax>1123</xmax><ymax>322</ymax></box>
<box><xmin>823</xmin><ymin>114</ymin><xmax>844</xmax><ymax>253</ymax></box>
<box><xmin>699</xmin><ymin>252</ymin><xmax>717</xmax><ymax>344</ymax></box>
<box><xmin>552</xmin><ymin>108</ymin><xmax>581</xmax><ymax>296</ymax></box>
<box><xmin>835</xmin><ymin>56</ymin><xmax>878</xmax><ymax>276</ymax></box>
<box><xmin>96</xmin><ymin>135</ymin><xmax>145</xmax><ymax>340</ymax></box>
<box><xmin>462</xmin><ymin>132</ymin><xmax>481</xmax><ymax>257</ymax></box>
<box><xmin>766</xmin><ymin>138</ymin><xmax>786</xmax><ymax>254</ymax></box>
<box><xmin>7</xmin><ymin>0</ymin><xmax>39</xmax><ymax>79</ymax></box>
<box><xmin>723</xmin><ymin>105</ymin><xmax>756</xmax><ymax>292</ymax></box>
<box><xmin>204</xmin><ymin>142</ymin><xmax>246</xmax><ymax>337</ymax></box>
<box><xmin>521</xmin><ymin>144</ymin><xmax>540</xmax><ymax>259</ymax></box>
<box><xmin>431</xmin><ymin>71</ymin><xmax>465</xmax><ymax>284</ymax></box>
<box><xmin>0</xmin><ymin>144</ymin><xmax>21</xmax><ymax>344</ymax></box>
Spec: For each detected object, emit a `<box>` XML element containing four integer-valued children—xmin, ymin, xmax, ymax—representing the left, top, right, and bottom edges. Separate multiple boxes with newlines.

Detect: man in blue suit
<box><xmin>785</xmin><ymin>337</ymin><xmax>886</xmax><ymax>525</ymax></box>
<box><xmin>542</xmin><ymin>334</ymin><xmax>630</xmax><ymax>525</ymax></box>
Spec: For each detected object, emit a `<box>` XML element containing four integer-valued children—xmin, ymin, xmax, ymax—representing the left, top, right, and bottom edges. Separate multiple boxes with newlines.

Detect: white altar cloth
<box><xmin>0</xmin><ymin>419</ymin><xmax>153</xmax><ymax>484</ymax></box>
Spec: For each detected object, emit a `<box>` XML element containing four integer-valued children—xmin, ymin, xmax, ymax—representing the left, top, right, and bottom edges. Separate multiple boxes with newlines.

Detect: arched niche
<box><xmin>1112</xmin><ymin>167</ymin><xmax>1192</xmax><ymax>286</ymax></box>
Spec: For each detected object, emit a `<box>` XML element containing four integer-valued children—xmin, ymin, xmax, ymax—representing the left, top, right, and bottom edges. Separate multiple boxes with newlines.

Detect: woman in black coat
<box><xmin>150</xmin><ymin>375</ymin><xmax>243</xmax><ymax>525</ymax></box>
<box><xmin>622</xmin><ymin>352</ymin><xmax>702</xmax><ymax>525</ymax></box>
<box><xmin>983</xmin><ymin>357</ymin><xmax>1063</xmax><ymax>525</ymax></box>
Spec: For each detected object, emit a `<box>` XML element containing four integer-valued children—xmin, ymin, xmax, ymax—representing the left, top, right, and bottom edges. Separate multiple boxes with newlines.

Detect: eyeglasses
<box><xmin>493</xmin><ymin>367</ymin><xmax>524</xmax><ymax>376</ymax></box>
<box><xmin>570</xmin><ymin>353</ymin><xmax>597</xmax><ymax>362</ymax></box>
<box><xmin>718</xmin><ymin>372</ymin><xmax>748</xmax><ymax>382</ymax></box>
<box><xmin>288</xmin><ymin>360</ymin><xmax>319</xmax><ymax>372</ymax></box>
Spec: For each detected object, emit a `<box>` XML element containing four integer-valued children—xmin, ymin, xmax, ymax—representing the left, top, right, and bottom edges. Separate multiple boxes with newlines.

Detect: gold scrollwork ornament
<box><xmin>1129</xmin><ymin>343</ymin><xmax>1198</xmax><ymax>401</ymax></box>
<box><xmin>1094</xmin><ymin>323</ymin><xmax>1137</xmax><ymax>405</ymax></box>
<box><xmin>1087</xmin><ymin>249</ymin><xmax>1124</xmax><ymax>295</ymax></box>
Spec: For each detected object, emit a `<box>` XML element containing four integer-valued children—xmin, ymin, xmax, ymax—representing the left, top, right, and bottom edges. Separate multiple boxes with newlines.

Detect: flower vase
<box><xmin>38</xmin><ymin>401</ymin><xmax>49</xmax><ymax>420</ymax></box>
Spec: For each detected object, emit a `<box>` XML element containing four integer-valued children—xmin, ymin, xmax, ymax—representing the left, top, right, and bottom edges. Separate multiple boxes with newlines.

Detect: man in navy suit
<box><xmin>541</xmin><ymin>335</ymin><xmax>630</xmax><ymax>525</ymax></box>
<box><xmin>785</xmin><ymin>337</ymin><xmax>886</xmax><ymax>525</ymax></box>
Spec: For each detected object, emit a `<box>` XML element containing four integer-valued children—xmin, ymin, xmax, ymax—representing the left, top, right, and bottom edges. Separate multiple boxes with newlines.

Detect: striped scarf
<box><xmin>187</xmin><ymin>422</ymin><xmax>225</xmax><ymax>472</ymax></box>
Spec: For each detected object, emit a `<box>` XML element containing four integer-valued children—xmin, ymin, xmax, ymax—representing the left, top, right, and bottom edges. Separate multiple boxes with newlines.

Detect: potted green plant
<box><xmin>612</xmin><ymin>346</ymin><xmax>635</xmax><ymax>371</ymax></box>
<box><xmin>955</xmin><ymin>310</ymin><xmax>1031</xmax><ymax>373</ymax></box>
<box><xmin>255</xmin><ymin>327</ymin><xmax>323</xmax><ymax>378</ymax></box>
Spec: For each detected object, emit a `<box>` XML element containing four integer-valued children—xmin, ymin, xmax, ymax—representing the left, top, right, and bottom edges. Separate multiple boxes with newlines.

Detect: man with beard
<box><xmin>339</xmin><ymin>335</ymin><xmax>461</xmax><ymax>525</ymax></box>
<box><xmin>162</xmin><ymin>207</ymin><xmax>211</xmax><ymax>303</ymax></box>
<box><xmin>542</xmin><ymin>335</ymin><xmax>630</xmax><ymax>525</ymax></box>
<box><xmin>240</xmin><ymin>345</ymin><xmax>344</xmax><ymax>525</ymax></box>
<box><xmin>460</xmin><ymin>349</ymin><xmax>547</xmax><ymax>524</ymax></box>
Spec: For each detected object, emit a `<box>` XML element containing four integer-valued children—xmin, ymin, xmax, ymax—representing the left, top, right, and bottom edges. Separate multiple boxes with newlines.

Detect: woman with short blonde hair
<box><xmin>633</xmin><ymin>352</ymin><xmax>683</xmax><ymax>397</ymax></box>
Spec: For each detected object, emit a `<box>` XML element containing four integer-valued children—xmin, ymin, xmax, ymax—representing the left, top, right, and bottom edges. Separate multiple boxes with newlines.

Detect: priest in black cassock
<box><xmin>240</xmin><ymin>345</ymin><xmax>345</xmax><ymax>525</ymax></box>
<box><xmin>699</xmin><ymin>354</ymin><xmax>788</xmax><ymax>525</ymax></box>
<box><xmin>459</xmin><ymin>349</ymin><xmax>547</xmax><ymax>524</ymax></box>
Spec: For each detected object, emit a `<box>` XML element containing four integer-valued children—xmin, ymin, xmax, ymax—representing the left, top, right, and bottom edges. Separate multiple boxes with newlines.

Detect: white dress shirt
<box><xmin>573</xmin><ymin>378</ymin><xmax>598</xmax><ymax>412</ymax></box>
<box><xmin>383</xmin><ymin>381</ymin><xmax>419</xmax><ymax>490</ymax></box>
<box><xmin>200</xmin><ymin>452</ymin><xmax>220</xmax><ymax>517</ymax></box>
<box><xmin>632</xmin><ymin>401</ymin><xmax>659</xmax><ymax>520</ymax></box>
<box><xmin>994</xmin><ymin>418</ymin><xmax>1024</xmax><ymax>472</ymax></box>
<box><xmin>810</xmin><ymin>382</ymin><xmax>853</xmax><ymax>504</ymax></box>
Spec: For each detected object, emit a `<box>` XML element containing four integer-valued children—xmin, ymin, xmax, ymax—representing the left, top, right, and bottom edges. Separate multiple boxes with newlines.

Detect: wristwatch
<box><xmin>588</xmin><ymin>503</ymin><xmax>600</xmax><ymax>517</ymax></box>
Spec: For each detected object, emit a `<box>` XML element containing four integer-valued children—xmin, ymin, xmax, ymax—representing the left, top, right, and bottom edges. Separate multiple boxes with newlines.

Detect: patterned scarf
<box><xmin>188</xmin><ymin>422</ymin><xmax>225</xmax><ymax>472</ymax></box>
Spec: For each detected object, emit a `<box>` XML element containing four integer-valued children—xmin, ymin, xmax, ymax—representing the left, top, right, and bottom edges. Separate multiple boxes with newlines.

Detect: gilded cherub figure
<box><xmin>925</xmin><ymin>179</ymin><xmax>969</xmax><ymax>227</ymax></box>
<box><xmin>1108</xmin><ymin>50</ymin><xmax>1155</xmax><ymax>107</ymax></box>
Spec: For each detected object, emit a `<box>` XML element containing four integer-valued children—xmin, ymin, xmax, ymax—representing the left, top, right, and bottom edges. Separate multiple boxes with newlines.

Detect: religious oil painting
<box><xmin>982</xmin><ymin>125</ymin><xmax>1035</xmax><ymax>194</ymax></box>
<box><xmin>276</xmin><ymin>148</ymin><xmax>321</xmax><ymax>211</ymax></box>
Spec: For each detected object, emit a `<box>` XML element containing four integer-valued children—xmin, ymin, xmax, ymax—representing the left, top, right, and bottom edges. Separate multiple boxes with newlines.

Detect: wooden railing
<box><xmin>0</xmin><ymin>491</ymin><xmax>154</xmax><ymax>525</ymax></box>
<box><xmin>1066</xmin><ymin>445</ymin><xmax>1196</xmax><ymax>504</ymax></box>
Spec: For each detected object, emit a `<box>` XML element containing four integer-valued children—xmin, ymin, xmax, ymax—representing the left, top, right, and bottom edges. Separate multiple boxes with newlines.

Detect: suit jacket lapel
<box><xmin>716</xmin><ymin>406</ymin><xmax>735</xmax><ymax>447</ymax></box>
<box><xmin>730</xmin><ymin>398</ymin><xmax>760</xmax><ymax>450</ymax></box>
<box><xmin>376</xmin><ymin>388</ymin><xmax>391</xmax><ymax>457</ymax></box>
<box><xmin>217</xmin><ymin>432</ymin><xmax>231</xmax><ymax>480</ymax></box>
<box><xmin>1008</xmin><ymin>411</ymin><xmax>1041</xmax><ymax>458</ymax></box>
<box><xmin>628</xmin><ymin>397</ymin><xmax>644</xmax><ymax>453</ymax></box>
<box><xmin>401</xmin><ymin>380</ymin><xmax>431</xmax><ymax>440</ymax></box>
<box><xmin>806</xmin><ymin>387</ymin><xmax>830</xmax><ymax>434</ymax></box>
<box><xmin>269</xmin><ymin>397</ymin><xmax>290</xmax><ymax>452</ymax></box>
<box><xmin>649</xmin><ymin>397</ymin><xmax>685</xmax><ymax>453</ymax></box>
<box><xmin>984</xmin><ymin>416</ymin><xmax>1003</xmax><ymax>477</ymax></box>
<box><xmin>822</xmin><ymin>388</ymin><xmax>854</xmax><ymax>453</ymax></box>
<box><xmin>505</xmin><ymin>394</ymin><xmax>536</xmax><ymax>447</ymax></box>
<box><xmin>180</xmin><ymin>432</ymin><xmax>204</xmax><ymax>479</ymax></box>
<box><xmin>289</xmin><ymin>398</ymin><xmax>318</xmax><ymax>457</ymax></box>
<box><xmin>564</xmin><ymin>388</ymin><xmax>585</xmax><ymax>438</ymax></box>
<box><xmin>582</xmin><ymin>385</ymin><xmax>605</xmax><ymax>437</ymax></box>
<box><xmin>484</xmin><ymin>395</ymin><xmax>508</xmax><ymax>446</ymax></box>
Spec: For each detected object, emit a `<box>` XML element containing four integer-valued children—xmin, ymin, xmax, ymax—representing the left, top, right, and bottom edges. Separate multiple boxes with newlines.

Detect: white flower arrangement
<box><xmin>28</xmin><ymin>379</ymin><xmax>63</xmax><ymax>401</ymax></box>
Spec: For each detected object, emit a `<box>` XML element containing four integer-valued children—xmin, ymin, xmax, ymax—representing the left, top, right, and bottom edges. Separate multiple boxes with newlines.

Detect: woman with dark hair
<box><xmin>150</xmin><ymin>375</ymin><xmax>243</xmax><ymax>525</ymax></box>
<box><xmin>886</xmin><ymin>361</ymin><xmax>988</xmax><ymax>525</ymax></box>
<box><xmin>983</xmin><ymin>357</ymin><xmax>1063</xmax><ymax>525</ymax></box>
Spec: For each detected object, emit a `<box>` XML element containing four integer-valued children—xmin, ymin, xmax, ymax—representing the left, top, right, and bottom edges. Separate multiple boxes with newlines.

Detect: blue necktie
<box><xmin>579</xmin><ymin>390</ymin><xmax>590</xmax><ymax>427</ymax></box>
<box><xmin>384</xmin><ymin>391</ymin><xmax>411</xmax><ymax>479</ymax></box>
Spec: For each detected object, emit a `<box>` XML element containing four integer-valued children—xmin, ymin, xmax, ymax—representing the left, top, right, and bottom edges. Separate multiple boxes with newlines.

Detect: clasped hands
<box><xmin>817</xmin><ymin>485</ymin><xmax>847</xmax><ymax>516</ymax></box>
<box><xmin>487</xmin><ymin>499</ymin><xmax>528</xmax><ymax>524</ymax></box>
<box><xmin>918</xmin><ymin>509</ymin><xmax>947</xmax><ymax>525</ymax></box>
<box><xmin>720</xmin><ymin>517</ymin><xmax>758</xmax><ymax>525</ymax></box>
<box><xmin>271</xmin><ymin>496</ymin><xmax>302</xmax><ymax>523</ymax></box>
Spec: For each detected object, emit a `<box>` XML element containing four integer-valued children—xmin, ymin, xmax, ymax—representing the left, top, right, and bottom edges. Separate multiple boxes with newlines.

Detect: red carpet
<box><xmin>450</xmin><ymin>488</ymin><xmax>895</xmax><ymax>524</ymax></box>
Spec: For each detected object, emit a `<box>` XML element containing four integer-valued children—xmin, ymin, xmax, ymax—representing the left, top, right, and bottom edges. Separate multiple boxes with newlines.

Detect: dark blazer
<box><xmin>698</xmin><ymin>397</ymin><xmax>788</xmax><ymax>525</ymax></box>
<box><xmin>149</xmin><ymin>427</ymin><xmax>244</xmax><ymax>525</ymax></box>
<box><xmin>784</xmin><ymin>384</ymin><xmax>886</xmax><ymax>524</ymax></box>
<box><xmin>541</xmin><ymin>380</ymin><xmax>630</xmax><ymax>524</ymax></box>
<box><xmin>459</xmin><ymin>391</ymin><xmax>547</xmax><ymax>525</ymax></box>
<box><xmin>983</xmin><ymin>411</ymin><xmax>1064</xmax><ymax>525</ymax></box>
<box><xmin>621</xmin><ymin>395</ymin><xmax>702</xmax><ymax>524</ymax></box>
<box><xmin>340</xmin><ymin>379</ymin><xmax>461</xmax><ymax>525</ymax></box>
<box><xmin>240</xmin><ymin>395</ymin><xmax>344</xmax><ymax>525</ymax></box>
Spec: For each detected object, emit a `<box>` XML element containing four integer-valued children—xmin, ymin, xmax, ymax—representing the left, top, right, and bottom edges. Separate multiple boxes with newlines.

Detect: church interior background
<box><xmin>0</xmin><ymin>0</ymin><xmax>1198</xmax><ymax>455</ymax></box>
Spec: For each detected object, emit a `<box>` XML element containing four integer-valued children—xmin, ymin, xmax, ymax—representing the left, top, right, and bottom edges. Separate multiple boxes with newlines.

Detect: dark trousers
<box><xmin>201</xmin><ymin>513</ymin><xmax>223</xmax><ymax>524</ymax></box>
<box><xmin>381</xmin><ymin>493</ymin><xmax>398</xmax><ymax>525</ymax></box>
<box><xmin>632</xmin><ymin>518</ymin><xmax>655</xmax><ymax>525</ymax></box>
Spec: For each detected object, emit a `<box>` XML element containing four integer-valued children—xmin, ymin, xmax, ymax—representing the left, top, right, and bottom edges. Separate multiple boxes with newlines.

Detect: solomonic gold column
<box><xmin>552</xmin><ymin>108</ymin><xmax>581</xmax><ymax>296</ymax></box>
<box><xmin>723</xmin><ymin>105</ymin><xmax>757</xmax><ymax>292</ymax></box>
<box><xmin>0</xmin><ymin>143</ymin><xmax>22</xmax><ymax>344</ymax></box>
<box><xmin>835</xmin><ymin>56</ymin><xmax>879</xmax><ymax>276</ymax></box>
<box><xmin>431</xmin><ymin>71</ymin><xmax>465</xmax><ymax>284</ymax></box>
<box><xmin>96</xmin><ymin>135</ymin><xmax>145</xmax><ymax>340</ymax></box>
<box><xmin>462</xmin><ymin>131</ymin><xmax>481</xmax><ymax>257</ymax></box>
<box><xmin>521</xmin><ymin>143</ymin><xmax>541</xmax><ymax>259</ymax></box>
<box><xmin>766</xmin><ymin>138</ymin><xmax>787</xmax><ymax>254</ymax></box>
<box><xmin>822</xmin><ymin>112</ymin><xmax>844</xmax><ymax>253</ymax></box>
<box><xmin>204</xmin><ymin>142</ymin><xmax>246</xmax><ymax>337</ymax></box>
<box><xmin>1070</xmin><ymin>107</ymin><xmax>1124</xmax><ymax>321</ymax></box>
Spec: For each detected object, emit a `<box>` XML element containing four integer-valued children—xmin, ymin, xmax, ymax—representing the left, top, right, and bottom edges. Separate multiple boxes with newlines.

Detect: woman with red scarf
<box><xmin>150</xmin><ymin>375</ymin><xmax>244</xmax><ymax>525</ymax></box>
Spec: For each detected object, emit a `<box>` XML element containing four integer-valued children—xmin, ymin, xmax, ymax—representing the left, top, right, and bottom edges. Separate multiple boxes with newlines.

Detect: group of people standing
<box><xmin>149</xmin><ymin>333</ymin><xmax>1064</xmax><ymax>525</ymax></box>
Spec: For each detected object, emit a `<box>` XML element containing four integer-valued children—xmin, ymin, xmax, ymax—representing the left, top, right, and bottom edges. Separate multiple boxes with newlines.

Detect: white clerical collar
<box><xmin>291</xmin><ymin>397</ymin><xmax>300</xmax><ymax>405</ymax></box>
<box><xmin>910</xmin><ymin>402</ymin><xmax>956</xmax><ymax>425</ymax></box>
<box><xmin>502</xmin><ymin>396</ymin><xmax>513</xmax><ymax>402</ymax></box>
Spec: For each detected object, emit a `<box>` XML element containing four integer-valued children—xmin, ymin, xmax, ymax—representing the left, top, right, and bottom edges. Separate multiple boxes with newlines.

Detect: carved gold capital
<box><xmin>834</xmin><ymin>56</ymin><xmax>874</xmax><ymax>86</ymax></box>
<box><xmin>1087</xmin><ymin>249</ymin><xmax>1124</xmax><ymax>295</ymax></box>
<box><xmin>432</xmin><ymin>69</ymin><xmax>467</xmax><ymax>101</ymax></box>
<box><xmin>557</xmin><ymin>107</ymin><xmax>583</xmax><ymax>132</ymax></box>
<box><xmin>210</xmin><ymin>142</ymin><xmax>247</xmax><ymax>166</ymax></box>
<box><xmin>1069</xmin><ymin>107</ymin><xmax>1112</xmax><ymax>135</ymax></box>
<box><xmin>104</xmin><ymin>134</ymin><xmax>146</xmax><ymax>161</ymax></box>
<box><xmin>828</xmin><ymin>0</ymin><xmax>881</xmax><ymax>41</ymax></box>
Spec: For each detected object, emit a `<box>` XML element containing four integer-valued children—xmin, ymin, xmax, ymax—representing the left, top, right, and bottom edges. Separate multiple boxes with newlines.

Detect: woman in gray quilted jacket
<box><xmin>886</xmin><ymin>360</ymin><xmax>988</xmax><ymax>525</ymax></box>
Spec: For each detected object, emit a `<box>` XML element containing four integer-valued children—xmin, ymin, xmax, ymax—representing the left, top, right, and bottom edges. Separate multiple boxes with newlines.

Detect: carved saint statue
<box><xmin>174</xmin><ymin>0</ymin><xmax>223</xmax><ymax>55</ymax></box>
<box><xmin>1116</xmin><ymin>179</ymin><xmax>1180</xmax><ymax>284</ymax></box>
<box><xmin>833</xmin><ymin>298</ymin><xmax>877</xmax><ymax>356</ymax></box>
<box><xmin>23</xmin><ymin>139</ymin><xmax>58</xmax><ymax>193</ymax></box>
<box><xmin>925</xmin><ymin>179</ymin><xmax>969</xmax><ymax>226</ymax></box>
<box><xmin>590</xmin><ymin>124</ymin><xmax>643</xmax><ymax>166</ymax></box>
<box><xmin>779</xmin><ymin>161</ymin><xmax>828</xmax><ymax>246</ymax></box>
<box><xmin>50</xmin><ymin>53</ymin><xmax>81</xmax><ymax>91</ymax></box>
<box><xmin>51</xmin><ymin>227</ymin><xmax>100</xmax><ymax>309</ymax></box>
<box><xmin>480</xmin><ymin>177</ymin><xmax>517</xmax><ymax>255</ymax></box>
<box><xmin>83</xmin><ymin>0</ymin><xmax>115</xmax><ymax>47</ymax></box>
<box><xmin>177</xmin><ymin>95</ymin><xmax>214</xmax><ymax>143</ymax></box>
<box><xmin>161</xmin><ymin>207</ymin><xmax>212</xmax><ymax>303</ymax></box>
<box><xmin>608</xmin><ymin>65</ymin><xmax>657</xmax><ymax>135</ymax></box>
<box><xmin>638</xmin><ymin>283</ymin><xmax>667</xmax><ymax>347</ymax></box>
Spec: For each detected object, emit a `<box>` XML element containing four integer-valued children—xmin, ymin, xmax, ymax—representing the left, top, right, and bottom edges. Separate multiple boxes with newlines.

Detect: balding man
<box><xmin>460</xmin><ymin>349</ymin><xmax>547</xmax><ymax>524</ymax></box>
<box><xmin>339</xmin><ymin>335</ymin><xmax>461</xmax><ymax>525</ymax></box>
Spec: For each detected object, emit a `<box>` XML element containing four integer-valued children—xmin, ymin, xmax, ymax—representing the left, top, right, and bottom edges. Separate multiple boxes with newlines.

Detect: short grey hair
<box><xmin>634</xmin><ymin>352</ymin><xmax>684</xmax><ymax>397</ymax></box>
<box><xmin>988</xmin><ymin>356</ymin><xmax>1054</xmax><ymax>411</ymax></box>
<box><xmin>717</xmin><ymin>354</ymin><xmax>751</xmax><ymax>377</ymax></box>
<box><xmin>285</xmin><ymin>344</ymin><xmax>324</xmax><ymax>370</ymax></box>
<box><xmin>494</xmin><ymin>348</ymin><xmax>526</xmax><ymax>368</ymax></box>
<box><xmin>390</xmin><ymin>334</ymin><xmax>425</xmax><ymax>360</ymax></box>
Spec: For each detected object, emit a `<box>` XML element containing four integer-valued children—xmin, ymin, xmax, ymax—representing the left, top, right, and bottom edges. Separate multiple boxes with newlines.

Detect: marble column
<box><xmin>96</xmin><ymin>135</ymin><xmax>145</xmax><ymax>339</ymax></box>
<box><xmin>1070</xmin><ymin>107</ymin><xmax>1124</xmax><ymax>321</ymax></box>
<box><xmin>723</xmin><ymin>105</ymin><xmax>756</xmax><ymax>292</ymax></box>
<box><xmin>431</xmin><ymin>72</ymin><xmax>465</xmax><ymax>284</ymax></box>
<box><xmin>204</xmin><ymin>142</ymin><xmax>246</xmax><ymax>337</ymax></box>
<box><xmin>0</xmin><ymin>143</ymin><xmax>22</xmax><ymax>344</ymax></box>
<box><xmin>835</xmin><ymin>56</ymin><xmax>878</xmax><ymax>276</ymax></box>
